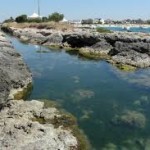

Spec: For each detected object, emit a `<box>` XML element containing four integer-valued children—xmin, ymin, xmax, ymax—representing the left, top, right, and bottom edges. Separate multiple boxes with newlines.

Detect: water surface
<box><xmin>9</xmin><ymin>36</ymin><xmax>150</xmax><ymax>150</ymax></box>
<box><xmin>106</xmin><ymin>26</ymin><xmax>150</xmax><ymax>33</ymax></box>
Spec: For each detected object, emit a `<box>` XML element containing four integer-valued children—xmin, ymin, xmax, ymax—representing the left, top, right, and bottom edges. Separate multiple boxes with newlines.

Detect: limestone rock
<box><xmin>0</xmin><ymin>100</ymin><xmax>78</xmax><ymax>150</ymax></box>
<box><xmin>3</xmin><ymin>25</ymin><xmax>150</xmax><ymax>68</ymax></box>
<box><xmin>0</xmin><ymin>32</ymin><xmax>32</xmax><ymax>106</ymax></box>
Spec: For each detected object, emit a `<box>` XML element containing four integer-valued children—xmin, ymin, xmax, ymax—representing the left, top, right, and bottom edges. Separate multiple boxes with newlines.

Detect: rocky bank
<box><xmin>0</xmin><ymin>32</ymin><xmax>88</xmax><ymax>150</ymax></box>
<box><xmin>2</xmin><ymin>25</ymin><xmax>150</xmax><ymax>69</ymax></box>
<box><xmin>0</xmin><ymin>32</ymin><xmax>32</xmax><ymax>107</ymax></box>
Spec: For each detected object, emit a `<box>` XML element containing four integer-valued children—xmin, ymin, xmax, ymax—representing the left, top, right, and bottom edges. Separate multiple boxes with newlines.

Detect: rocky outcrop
<box><xmin>0</xmin><ymin>100</ymin><xmax>79</xmax><ymax>150</ymax></box>
<box><xmin>43</xmin><ymin>33</ymin><xmax>63</xmax><ymax>47</ymax></box>
<box><xmin>109</xmin><ymin>41</ymin><xmax>150</xmax><ymax>67</ymax></box>
<box><xmin>0</xmin><ymin>69</ymin><xmax>10</xmax><ymax>107</ymax></box>
<box><xmin>0</xmin><ymin>32</ymin><xmax>32</xmax><ymax>107</ymax></box>
<box><xmin>63</xmin><ymin>32</ymin><xmax>100</xmax><ymax>48</ymax></box>
<box><xmin>2</xmin><ymin>25</ymin><xmax>150</xmax><ymax>68</ymax></box>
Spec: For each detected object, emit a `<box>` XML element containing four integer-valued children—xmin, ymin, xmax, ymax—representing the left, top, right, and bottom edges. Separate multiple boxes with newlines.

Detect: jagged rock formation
<box><xmin>2</xmin><ymin>25</ymin><xmax>150</xmax><ymax>68</ymax></box>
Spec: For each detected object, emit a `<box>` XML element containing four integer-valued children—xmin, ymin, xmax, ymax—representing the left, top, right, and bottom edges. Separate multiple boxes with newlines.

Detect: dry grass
<box><xmin>3</xmin><ymin>22</ymin><xmax>74</xmax><ymax>31</ymax></box>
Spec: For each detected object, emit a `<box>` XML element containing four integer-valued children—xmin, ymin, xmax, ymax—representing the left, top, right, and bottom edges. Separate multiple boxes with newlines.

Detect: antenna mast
<box><xmin>38</xmin><ymin>0</ymin><xmax>40</xmax><ymax>16</ymax></box>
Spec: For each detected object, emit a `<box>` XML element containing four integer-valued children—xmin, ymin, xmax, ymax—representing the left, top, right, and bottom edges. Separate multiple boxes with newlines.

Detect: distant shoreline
<box><xmin>75</xmin><ymin>24</ymin><xmax>150</xmax><ymax>29</ymax></box>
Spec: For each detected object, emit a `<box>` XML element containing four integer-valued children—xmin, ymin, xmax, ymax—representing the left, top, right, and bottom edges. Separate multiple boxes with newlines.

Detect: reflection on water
<box><xmin>9</xmin><ymin>36</ymin><xmax>150</xmax><ymax>150</ymax></box>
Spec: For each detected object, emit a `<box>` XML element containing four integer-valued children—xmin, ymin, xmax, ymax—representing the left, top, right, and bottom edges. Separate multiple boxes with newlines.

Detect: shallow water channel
<box><xmin>8</xmin><ymin>35</ymin><xmax>150</xmax><ymax>150</ymax></box>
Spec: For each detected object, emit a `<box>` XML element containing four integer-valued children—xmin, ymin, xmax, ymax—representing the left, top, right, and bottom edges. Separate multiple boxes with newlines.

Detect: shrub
<box><xmin>48</xmin><ymin>12</ymin><xmax>64</xmax><ymax>22</ymax></box>
<box><xmin>28</xmin><ymin>18</ymin><xmax>42</xmax><ymax>23</ymax></box>
<box><xmin>3</xmin><ymin>17</ymin><xmax>14</xmax><ymax>23</ymax></box>
<box><xmin>15</xmin><ymin>15</ymin><xmax>27</xmax><ymax>23</ymax></box>
<box><xmin>42</xmin><ymin>17</ymin><xmax>48</xmax><ymax>22</ymax></box>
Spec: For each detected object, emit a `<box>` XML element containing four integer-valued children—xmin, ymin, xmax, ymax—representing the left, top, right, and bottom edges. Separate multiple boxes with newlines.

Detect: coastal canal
<box><xmin>8</xmin><ymin>35</ymin><xmax>150</xmax><ymax>149</ymax></box>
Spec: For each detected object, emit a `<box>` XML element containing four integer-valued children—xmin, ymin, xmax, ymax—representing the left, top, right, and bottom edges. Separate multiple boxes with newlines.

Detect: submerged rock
<box><xmin>112</xmin><ymin>110</ymin><xmax>146</xmax><ymax>128</ymax></box>
<box><xmin>102</xmin><ymin>143</ymin><xmax>117</xmax><ymax>150</ymax></box>
<box><xmin>71</xmin><ymin>89</ymin><xmax>95</xmax><ymax>102</ymax></box>
<box><xmin>102</xmin><ymin>138</ymin><xmax>150</xmax><ymax>150</ymax></box>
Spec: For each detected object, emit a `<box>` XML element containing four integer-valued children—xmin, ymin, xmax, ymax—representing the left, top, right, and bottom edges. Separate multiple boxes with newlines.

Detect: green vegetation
<box><xmin>79</xmin><ymin>48</ymin><xmax>111</xmax><ymax>60</ymax></box>
<box><xmin>4</xmin><ymin>12</ymin><xmax>64</xmax><ymax>24</ymax></box>
<box><xmin>13</xmin><ymin>83</ymin><xmax>33</xmax><ymax>100</ymax></box>
<box><xmin>28</xmin><ymin>18</ymin><xmax>42</xmax><ymax>23</ymax></box>
<box><xmin>3</xmin><ymin>17</ymin><xmax>14</xmax><ymax>23</ymax></box>
<box><xmin>15</xmin><ymin>14</ymin><xmax>28</xmax><ymax>23</ymax></box>
<box><xmin>31</xmin><ymin>99</ymin><xmax>91</xmax><ymax>150</ymax></box>
<box><xmin>115</xmin><ymin>63</ymin><xmax>136</xmax><ymax>72</ymax></box>
<box><xmin>48</xmin><ymin>12</ymin><xmax>64</xmax><ymax>22</ymax></box>
<box><xmin>96</xmin><ymin>27</ymin><xmax>113</xmax><ymax>33</ymax></box>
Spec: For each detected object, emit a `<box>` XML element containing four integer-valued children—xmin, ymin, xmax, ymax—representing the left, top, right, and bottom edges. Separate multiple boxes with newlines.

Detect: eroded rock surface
<box><xmin>0</xmin><ymin>32</ymin><xmax>32</xmax><ymax>107</ymax></box>
<box><xmin>0</xmin><ymin>100</ymin><xmax>78</xmax><ymax>150</ymax></box>
<box><xmin>2</xmin><ymin>25</ymin><xmax>150</xmax><ymax>68</ymax></box>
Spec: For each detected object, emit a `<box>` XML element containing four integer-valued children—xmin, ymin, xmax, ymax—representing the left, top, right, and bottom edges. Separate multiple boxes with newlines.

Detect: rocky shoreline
<box><xmin>2</xmin><ymin>24</ymin><xmax>150</xmax><ymax>70</ymax></box>
<box><xmin>0</xmin><ymin>32</ymin><xmax>89</xmax><ymax>149</ymax></box>
<box><xmin>0</xmin><ymin>32</ymin><xmax>32</xmax><ymax>107</ymax></box>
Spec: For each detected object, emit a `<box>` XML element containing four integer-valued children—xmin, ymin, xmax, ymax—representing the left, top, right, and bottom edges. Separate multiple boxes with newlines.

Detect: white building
<box><xmin>61</xmin><ymin>18</ymin><xmax>68</xmax><ymax>23</ymax></box>
<box><xmin>28</xmin><ymin>13</ymin><xmax>41</xmax><ymax>19</ymax></box>
<box><xmin>100</xmin><ymin>18</ymin><xmax>105</xmax><ymax>24</ymax></box>
<box><xmin>93</xmin><ymin>18</ymin><xmax>105</xmax><ymax>24</ymax></box>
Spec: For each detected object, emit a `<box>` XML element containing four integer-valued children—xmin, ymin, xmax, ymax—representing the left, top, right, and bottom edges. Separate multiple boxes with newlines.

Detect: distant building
<box><xmin>69</xmin><ymin>20</ymin><xmax>82</xmax><ymax>24</ymax></box>
<box><xmin>93</xmin><ymin>18</ymin><xmax>105</xmax><ymax>24</ymax></box>
<box><xmin>105</xmin><ymin>19</ymin><xmax>114</xmax><ymax>24</ymax></box>
<box><xmin>28</xmin><ymin>13</ymin><xmax>41</xmax><ymax>19</ymax></box>
<box><xmin>81</xmin><ymin>19</ymin><xmax>93</xmax><ymax>24</ymax></box>
<box><xmin>61</xmin><ymin>18</ymin><xmax>68</xmax><ymax>23</ymax></box>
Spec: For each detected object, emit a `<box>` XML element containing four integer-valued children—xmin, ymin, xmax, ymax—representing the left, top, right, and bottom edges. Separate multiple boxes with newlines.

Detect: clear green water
<box><xmin>9</xmin><ymin>36</ymin><xmax>150</xmax><ymax>150</ymax></box>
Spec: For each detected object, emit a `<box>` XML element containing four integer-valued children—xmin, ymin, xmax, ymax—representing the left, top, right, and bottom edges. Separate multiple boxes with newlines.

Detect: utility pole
<box><xmin>38</xmin><ymin>0</ymin><xmax>40</xmax><ymax>16</ymax></box>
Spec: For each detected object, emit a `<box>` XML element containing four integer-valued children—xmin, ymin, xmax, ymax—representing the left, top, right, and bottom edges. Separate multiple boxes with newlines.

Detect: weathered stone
<box><xmin>63</xmin><ymin>32</ymin><xmax>99</xmax><ymax>48</ymax></box>
<box><xmin>3</xmin><ymin>25</ymin><xmax>150</xmax><ymax>68</ymax></box>
<box><xmin>0</xmin><ymin>33</ymin><xmax>32</xmax><ymax>106</ymax></box>
<box><xmin>0</xmin><ymin>69</ymin><xmax>10</xmax><ymax>108</ymax></box>
<box><xmin>0</xmin><ymin>100</ymin><xmax>78</xmax><ymax>150</ymax></box>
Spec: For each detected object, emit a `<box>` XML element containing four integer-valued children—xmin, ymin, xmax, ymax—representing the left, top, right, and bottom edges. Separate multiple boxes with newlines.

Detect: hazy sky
<box><xmin>0</xmin><ymin>0</ymin><xmax>150</xmax><ymax>21</ymax></box>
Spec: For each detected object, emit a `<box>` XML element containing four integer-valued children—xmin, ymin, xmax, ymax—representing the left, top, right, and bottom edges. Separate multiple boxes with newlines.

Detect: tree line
<box><xmin>3</xmin><ymin>12</ymin><xmax>64</xmax><ymax>23</ymax></box>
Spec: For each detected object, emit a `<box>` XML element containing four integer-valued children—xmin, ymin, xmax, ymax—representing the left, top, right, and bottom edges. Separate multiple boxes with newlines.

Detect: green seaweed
<box><xmin>14</xmin><ymin>83</ymin><xmax>33</xmax><ymax>100</ymax></box>
<box><xmin>32</xmin><ymin>117</ymin><xmax>46</xmax><ymax>124</ymax></box>
<box><xmin>47</xmin><ymin>44</ymin><xmax>63</xmax><ymax>50</ymax></box>
<box><xmin>115</xmin><ymin>63</ymin><xmax>136</xmax><ymax>72</ymax></box>
<box><xmin>31</xmin><ymin>100</ymin><xmax>91</xmax><ymax>150</ymax></box>
<box><xmin>96</xmin><ymin>27</ymin><xmax>113</xmax><ymax>33</ymax></box>
<box><xmin>79</xmin><ymin>48</ymin><xmax>111</xmax><ymax>60</ymax></box>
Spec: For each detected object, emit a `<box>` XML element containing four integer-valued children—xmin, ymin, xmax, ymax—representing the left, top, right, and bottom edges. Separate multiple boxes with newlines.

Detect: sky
<box><xmin>0</xmin><ymin>0</ymin><xmax>150</xmax><ymax>21</ymax></box>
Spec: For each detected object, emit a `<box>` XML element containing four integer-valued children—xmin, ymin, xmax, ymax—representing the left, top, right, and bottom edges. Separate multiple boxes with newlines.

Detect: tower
<box><xmin>38</xmin><ymin>0</ymin><xmax>40</xmax><ymax>16</ymax></box>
